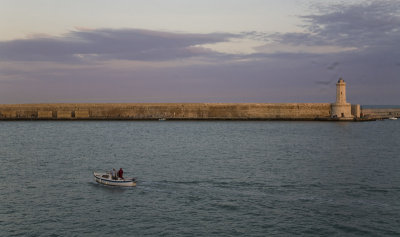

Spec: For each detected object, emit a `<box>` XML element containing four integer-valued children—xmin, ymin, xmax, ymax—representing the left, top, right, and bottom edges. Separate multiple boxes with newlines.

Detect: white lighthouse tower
<box><xmin>331</xmin><ymin>78</ymin><xmax>352</xmax><ymax>119</ymax></box>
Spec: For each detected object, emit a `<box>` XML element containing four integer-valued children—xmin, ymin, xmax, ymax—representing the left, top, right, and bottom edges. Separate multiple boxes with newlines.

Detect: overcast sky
<box><xmin>0</xmin><ymin>0</ymin><xmax>399</xmax><ymax>104</ymax></box>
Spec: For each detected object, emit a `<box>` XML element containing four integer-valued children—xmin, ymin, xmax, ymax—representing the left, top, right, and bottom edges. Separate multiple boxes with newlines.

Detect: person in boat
<box><xmin>111</xmin><ymin>168</ymin><xmax>117</xmax><ymax>180</ymax></box>
<box><xmin>118</xmin><ymin>168</ymin><xmax>124</xmax><ymax>180</ymax></box>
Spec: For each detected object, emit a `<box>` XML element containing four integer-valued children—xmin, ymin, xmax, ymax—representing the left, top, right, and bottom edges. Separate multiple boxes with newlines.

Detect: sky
<box><xmin>0</xmin><ymin>0</ymin><xmax>399</xmax><ymax>104</ymax></box>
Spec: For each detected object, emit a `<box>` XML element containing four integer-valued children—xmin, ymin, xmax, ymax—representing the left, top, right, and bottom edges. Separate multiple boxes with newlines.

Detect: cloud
<box><xmin>0</xmin><ymin>29</ymin><xmax>235</xmax><ymax>63</ymax></box>
<box><xmin>237</xmin><ymin>0</ymin><xmax>400</xmax><ymax>69</ymax></box>
<box><xmin>1</xmin><ymin>1</ymin><xmax>399</xmax><ymax>105</ymax></box>
<box><xmin>327</xmin><ymin>62</ymin><xmax>339</xmax><ymax>71</ymax></box>
<box><xmin>246</xmin><ymin>0</ymin><xmax>400</xmax><ymax>88</ymax></box>
<box><xmin>275</xmin><ymin>0</ymin><xmax>400</xmax><ymax>50</ymax></box>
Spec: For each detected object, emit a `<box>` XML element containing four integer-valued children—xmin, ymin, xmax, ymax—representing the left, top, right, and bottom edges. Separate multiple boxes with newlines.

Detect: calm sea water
<box><xmin>1</xmin><ymin>120</ymin><xmax>399</xmax><ymax>236</ymax></box>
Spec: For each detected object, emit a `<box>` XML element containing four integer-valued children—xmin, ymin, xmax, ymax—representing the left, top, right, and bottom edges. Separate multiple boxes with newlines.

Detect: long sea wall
<box><xmin>0</xmin><ymin>103</ymin><xmax>333</xmax><ymax>120</ymax></box>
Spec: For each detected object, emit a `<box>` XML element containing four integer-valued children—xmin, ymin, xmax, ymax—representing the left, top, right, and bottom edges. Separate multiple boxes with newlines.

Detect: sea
<box><xmin>1</xmin><ymin>120</ymin><xmax>399</xmax><ymax>236</ymax></box>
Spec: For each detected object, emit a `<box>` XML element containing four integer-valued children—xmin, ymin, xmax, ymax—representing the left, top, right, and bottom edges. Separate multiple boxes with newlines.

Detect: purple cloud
<box><xmin>241</xmin><ymin>1</ymin><xmax>400</xmax><ymax>99</ymax></box>
<box><xmin>1</xmin><ymin>1</ymin><xmax>399</xmax><ymax>105</ymax></box>
<box><xmin>274</xmin><ymin>0</ymin><xmax>400</xmax><ymax>49</ymax></box>
<box><xmin>0</xmin><ymin>29</ymin><xmax>235</xmax><ymax>62</ymax></box>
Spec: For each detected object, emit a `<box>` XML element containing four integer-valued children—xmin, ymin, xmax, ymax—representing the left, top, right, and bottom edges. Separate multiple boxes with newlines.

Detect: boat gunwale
<box><xmin>93</xmin><ymin>172</ymin><xmax>136</xmax><ymax>184</ymax></box>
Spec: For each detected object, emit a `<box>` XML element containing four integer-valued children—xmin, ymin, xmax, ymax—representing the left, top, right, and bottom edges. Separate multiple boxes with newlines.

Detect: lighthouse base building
<box><xmin>331</xmin><ymin>103</ymin><xmax>352</xmax><ymax>118</ymax></box>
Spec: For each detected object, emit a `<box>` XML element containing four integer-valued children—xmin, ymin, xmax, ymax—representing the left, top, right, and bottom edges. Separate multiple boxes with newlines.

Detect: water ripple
<box><xmin>1</xmin><ymin>121</ymin><xmax>399</xmax><ymax>236</ymax></box>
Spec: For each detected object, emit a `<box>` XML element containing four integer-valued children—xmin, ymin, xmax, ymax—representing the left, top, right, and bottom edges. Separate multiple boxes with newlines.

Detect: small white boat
<box><xmin>388</xmin><ymin>117</ymin><xmax>398</xmax><ymax>120</ymax></box>
<box><xmin>93</xmin><ymin>172</ymin><xmax>137</xmax><ymax>187</ymax></box>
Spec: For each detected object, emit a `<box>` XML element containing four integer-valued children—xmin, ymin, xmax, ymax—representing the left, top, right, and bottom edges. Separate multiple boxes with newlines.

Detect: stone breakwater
<box><xmin>1</xmin><ymin>103</ymin><xmax>393</xmax><ymax>121</ymax></box>
<box><xmin>0</xmin><ymin>103</ymin><xmax>335</xmax><ymax>120</ymax></box>
<box><xmin>361</xmin><ymin>108</ymin><xmax>400</xmax><ymax>119</ymax></box>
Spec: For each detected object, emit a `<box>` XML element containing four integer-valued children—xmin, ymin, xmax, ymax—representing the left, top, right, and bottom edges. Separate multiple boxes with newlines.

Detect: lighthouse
<box><xmin>336</xmin><ymin>78</ymin><xmax>347</xmax><ymax>104</ymax></box>
<box><xmin>331</xmin><ymin>78</ymin><xmax>352</xmax><ymax>119</ymax></box>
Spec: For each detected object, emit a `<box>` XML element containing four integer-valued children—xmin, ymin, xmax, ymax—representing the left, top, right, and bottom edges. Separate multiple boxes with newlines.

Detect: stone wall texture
<box><xmin>351</xmin><ymin>105</ymin><xmax>361</xmax><ymax>118</ymax></box>
<box><xmin>361</xmin><ymin>108</ymin><xmax>400</xmax><ymax>119</ymax></box>
<box><xmin>0</xmin><ymin>103</ymin><xmax>333</xmax><ymax>120</ymax></box>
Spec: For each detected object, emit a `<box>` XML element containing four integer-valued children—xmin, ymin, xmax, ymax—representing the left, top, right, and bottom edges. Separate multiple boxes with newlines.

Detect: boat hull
<box><xmin>93</xmin><ymin>172</ymin><xmax>136</xmax><ymax>187</ymax></box>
